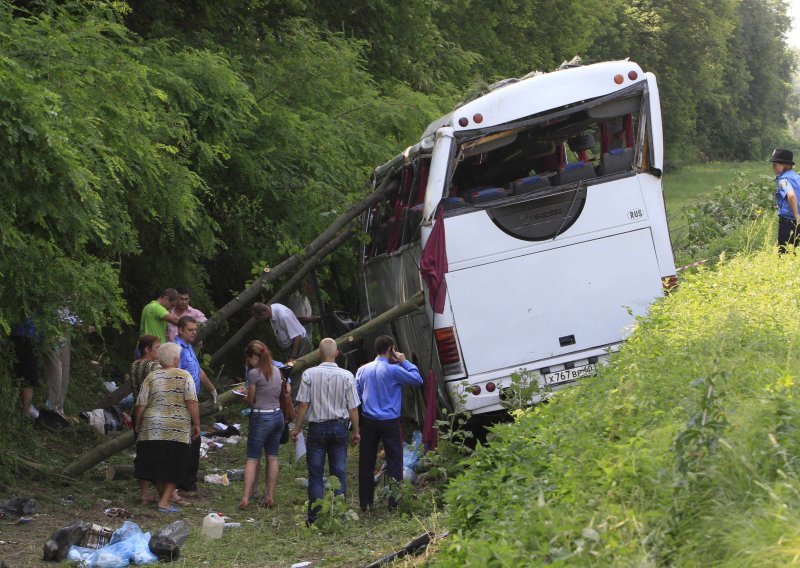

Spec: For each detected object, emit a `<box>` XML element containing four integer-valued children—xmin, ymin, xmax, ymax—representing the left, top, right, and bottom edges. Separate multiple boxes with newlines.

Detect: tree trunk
<box><xmin>63</xmin><ymin>389</ymin><xmax>245</xmax><ymax>478</ymax></box>
<box><xmin>197</xmin><ymin>178</ymin><xmax>397</xmax><ymax>343</ymax></box>
<box><xmin>208</xmin><ymin>228</ymin><xmax>355</xmax><ymax>366</ymax></box>
<box><xmin>287</xmin><ymin>291</ymin><xmax>425</xmax><ymax>377</ymax></box>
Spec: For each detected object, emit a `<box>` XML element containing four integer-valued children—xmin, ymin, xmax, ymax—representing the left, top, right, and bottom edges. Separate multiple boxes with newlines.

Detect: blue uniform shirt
<box><xmin>356</xmin><ymin>357</ymin><xmax>423</xmax><ymax>420</ymax></box>
<box><xmin>776</xmin><ymin>169</ymin><xmax>800</xmax><ymax>220</ymax></box>
<box><xmin>174</xmin><ymin>336</ymin><xmax>201</xmax><ymax>394</ymax></box>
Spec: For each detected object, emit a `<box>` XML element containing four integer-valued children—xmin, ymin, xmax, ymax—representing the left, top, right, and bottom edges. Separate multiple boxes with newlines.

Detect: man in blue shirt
<box><xmin>174</xmin><ymin>316</ymin><xmax>217</xmax><ymax>494</ymax></box>
<box><xmin>770</xmin><ymin>148</ymin><xmax>800</xmax><ymax>253</ymax></box>
<box><xmin>356</xmin><ymin>335</ymin><xmax>423</xmax><ymax>511</ymax></box>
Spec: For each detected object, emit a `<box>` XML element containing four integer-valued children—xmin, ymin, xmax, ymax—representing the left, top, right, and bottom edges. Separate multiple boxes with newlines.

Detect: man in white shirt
<box><xmin>251</xmin><ymin>302</ymin><xmax>313</xmax><ymax>362</ymax></box>
<box><xmin>292</xmin><ymin>338</ymin><xmax>360</xmax><ymax>524</ymax></box>
<box><xmin>167</xmin><ymin>287</ymin><xmax>207</xmax><ymax>341</ymax></box>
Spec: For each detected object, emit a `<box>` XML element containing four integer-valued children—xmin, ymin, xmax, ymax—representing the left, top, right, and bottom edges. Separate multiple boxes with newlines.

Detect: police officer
<box><xmin>769</xmin><ymin>148</ymin><xmax>800</xmax><ymax>253</ymax></box>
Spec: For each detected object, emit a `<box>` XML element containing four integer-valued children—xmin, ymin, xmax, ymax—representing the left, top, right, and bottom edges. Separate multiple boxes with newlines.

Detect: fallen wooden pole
<box><xmin>208</xmin><ymin>228</ymin><xmax>355</xmax><ymax>366</ymax></box>
<box><xmin>197</xmin><ymin>178</ymin><xmax>397</xmax><ymax>343</ymax></box>
<box><xmin>63</xmin><ymin>389</ymin><xmax>244</xmax><ymax>478</ymax></box>
<box><xmin>106</xmin><ymin>464</ymin><xmax>135</xmax><ymax>481</ymax></box>
<box><xmin>288</xmin><ymin>292</ymin><xmax>425</xmax><ymax>377</ymax></box>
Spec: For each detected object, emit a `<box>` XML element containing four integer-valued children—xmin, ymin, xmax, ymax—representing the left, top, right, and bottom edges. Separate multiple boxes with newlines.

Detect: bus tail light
<box><xmin>663</xmin><ymin>274</ymin><xmax>678</xmax><ymax>294</ymax></box>
<box><xmin>434</xmin><ymin>327</ymin><xmax>465</xmax><ymax>376</ymax></box>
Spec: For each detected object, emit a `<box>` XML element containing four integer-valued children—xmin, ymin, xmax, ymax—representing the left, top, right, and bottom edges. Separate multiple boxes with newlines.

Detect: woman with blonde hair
<box><xmin>239</xmin><ymin>340</ymin><xmax>284</xmax><ymax>509</ymax></box>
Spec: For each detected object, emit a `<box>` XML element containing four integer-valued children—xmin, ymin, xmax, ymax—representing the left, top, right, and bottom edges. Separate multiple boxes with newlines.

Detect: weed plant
<box><xmin>437</xmin><ymin>247</ymin><xmax>800</xmax><ymax>566</ymax></box>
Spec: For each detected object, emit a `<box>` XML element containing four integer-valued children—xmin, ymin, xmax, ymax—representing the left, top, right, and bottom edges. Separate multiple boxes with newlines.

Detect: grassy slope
<box><xmin>436</xmin><ymin>208</ymin><xmax>800</xmax><ymax>562</ymax></box>
<box><xmin>663</xmin><ymin>161</ymin><xmax>765</xmax><ymax>223</ymax></box>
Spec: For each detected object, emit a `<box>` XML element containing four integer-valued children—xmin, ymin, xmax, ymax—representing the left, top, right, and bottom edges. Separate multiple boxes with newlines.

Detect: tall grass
<box><xmin>437</xmin><ymin>248</ymin><xmax>800</xmax><ymax>566</ymax></box>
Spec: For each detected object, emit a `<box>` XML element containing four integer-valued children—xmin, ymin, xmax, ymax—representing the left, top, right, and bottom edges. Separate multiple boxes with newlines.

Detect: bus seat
<box><xmin>464</xmin><ymin>186</ymin><xmax>508</xmax><ymax>204</ymax></box>
<box><xmin>508</xmin><ymin>174</ymin><xmax>551</xmax><ymax>196</ymax></box>
<box><xmin>601</xmin><ymin>147</ymin><xmax>634</xmax><ymax>175</ymax></box>
<box><xmin>443</xmin><ymin>196</ymin><xmax>466</xmax><ymax>210</ymax></box>
<box><xmin>555</xmin><ymin>161</ymin><xmax>596</xmax><ymax>185</ymax></box>
<box><xmin>567</xmin><ymin>133</ymin><xmax>595</xmax><ymax>152</ymax></box>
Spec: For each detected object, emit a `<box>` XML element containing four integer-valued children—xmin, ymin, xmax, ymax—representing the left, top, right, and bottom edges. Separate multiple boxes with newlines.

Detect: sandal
<box><xmin>157</xmin><ymin>505</ymin><xmax>181</xmax><ymax>513</ymax></box>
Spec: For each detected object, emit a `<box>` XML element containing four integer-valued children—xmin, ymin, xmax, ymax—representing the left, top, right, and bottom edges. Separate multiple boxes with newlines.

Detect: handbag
<box><xmin>279</xmin><ymin>378</ymin><xmax>296</xmax><ymax>423</ymax></box>
<box><xmin>279</xmin><ymin>422</ymin><xmax>290</xmax><ymax>445</ymax></box>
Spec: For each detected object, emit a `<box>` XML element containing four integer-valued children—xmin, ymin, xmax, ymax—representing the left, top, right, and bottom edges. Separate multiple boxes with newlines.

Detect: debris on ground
<box><xmin>0</xmin><ymin>497</ymin><xmax>37</xmax><ymax>517</ymax></box>
<box><xmin>148</xmin><ymin>519</ymin><xmax>189</xmax><ymax>562</ymax></box>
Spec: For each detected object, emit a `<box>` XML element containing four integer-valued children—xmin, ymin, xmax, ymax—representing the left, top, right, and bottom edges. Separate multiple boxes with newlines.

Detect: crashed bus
<box><xmin>359</xmin><ymin>60</ymin><xmax>675</xmax><ymax>420</ymax></box>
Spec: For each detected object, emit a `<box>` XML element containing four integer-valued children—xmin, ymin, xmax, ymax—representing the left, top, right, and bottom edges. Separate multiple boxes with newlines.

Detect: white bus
<box><xmin>359</xmin><ymin>60</ymin><xmax>675</xmax><ymax>420</ymax></box>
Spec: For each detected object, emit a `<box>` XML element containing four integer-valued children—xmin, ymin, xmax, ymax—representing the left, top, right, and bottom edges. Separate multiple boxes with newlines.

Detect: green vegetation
<box><xmin>436</xmin><ymin>175</ymin><xmax>800</xmax><ymax>564</ymax></box>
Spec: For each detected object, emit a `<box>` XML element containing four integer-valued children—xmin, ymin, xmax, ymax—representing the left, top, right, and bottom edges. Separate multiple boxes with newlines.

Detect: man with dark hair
<box><xmin>140</xmin><ymin>289</ymin><xmax>180</xmax><ymax>343</ymax></box>
<box><xmin>355</xmin><ymin>335</ymin><xmax>423</xmax><ymax>511</ymax></box>
<box><xmin>167</xmin><ymin>287</ymin><xmax>207</xmax><ymax>341</ymax></box>
<box><xmin>769</xmin><ymin>148</ymin><xmax>800</xmax><ymax>253</ymax></box>
<box><xmin>173</xmin><ymin>316</ymin><xmax>217</xmax><ymax>494</ymax></box>
<box><xmin>251</xmin><ymin>302</ymin><xmax>313</xmax><ymax>363</ymax></box>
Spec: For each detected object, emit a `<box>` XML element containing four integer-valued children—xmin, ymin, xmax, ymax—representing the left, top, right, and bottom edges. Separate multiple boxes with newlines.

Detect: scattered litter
<box><xmin>81</xmin><ymin>524</ymin><xmax>114</xmax><ymax>550</ymax></box>
<box><xmin>67</xmin><ymin>521</ymin><xmax>157</xmax><ymax>567</ymax></box>
<box><xmin>103</xmin><ymin>381</ymin><xmax>118</xmax><ymax>393</ymax></box>
<box><xmin>0</xmin><ymin>497</ymin><xmax>37</xmax><ymax>516</ymax></box>
<box><xmin>43</xmin><ymin>521</ymin><xmax>91</xmax><ymax>561</ymax></box>
<box><xmin>203</xmin><ymin>473</ymin><xmax>229</xmax><ymax>486</ymax></box>
<box><xmin>201</xmin><ymin>513</ymin><xmax>224</xmax><ymax>539</ymax></box>
<box><xmin>15</xmin><ymin>516</ymin><xmax>34</xmax><ymax>524</ymax></box>
<box><xmin>104</xmin><ymin>508</ymin><xmax>132</xmax><ymax>519</ymax></box>
<box><xmin>224</xmin><ymin>522</ymin><xmax>241</xmax><ymax>529</ymax></box>
<box><xmin>149</xmin><ymin>519</ymin><xmax>189</xmax><ymax>562</ymax></box>
<box><xmin>402</xmin><ymin>431</ymin><xmax>425</xmax><ymax>484</ymax></box>
<box><xmin>226</xmin><ymin>469</ymin><xmax>244</xmax><ymax>481</ymax></box>
<box><xmin>245</xmin><ymin>518</ymin><xmax>255</xmax><ymax>523</ymax></box>
<box><xmin>291</xmin><ymin>562</ymin><xmax>313</xmax><ymax>568</ymax></box>
<box><xmin>60</xmin><ymin>495</ymin><xmax>75</xmax><ymax>506</ymax></box>
<box><xmin>294</xmin><ymin>477</ymin><xmax>331</xmax><ymax>489</ymax></box>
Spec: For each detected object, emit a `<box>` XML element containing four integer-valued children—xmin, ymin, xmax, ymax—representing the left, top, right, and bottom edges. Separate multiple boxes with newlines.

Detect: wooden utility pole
<box><xmin>196</xmin><ymin>179</ymin><xmax>397</xmax><ymax>344</ymax></box>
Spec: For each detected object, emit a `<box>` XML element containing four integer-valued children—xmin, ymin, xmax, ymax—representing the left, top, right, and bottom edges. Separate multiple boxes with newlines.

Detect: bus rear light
<box><xmin>614</xmin><ymin>74</ymin><xmax>624</xmax><ymax>84</ymax></box>
<box><xmin>473</xmin><ymin>113</ymin><xmax>484</xmax><ymax>124</ymax></box>
<box><xmin>628</xmin><ymin>70</ymin><xmax>638</xmax><ymax>81</ymax></box>
<box><xmin>471</xmin><ymin>385</ymin><xmax>481</xmax><ymax>395</ymax></box>
<box><xmin>662</xmin><ymin>274</ymin><xmax>678</xmax><ymax>294</ymax></box>
<box><xmin>485</xmin><ymin>382</ymin><xmax>496</xmax><ymax>393</ymax></box>
<box><xmin>434</xmin><ymin>327</ymin><xmax>465</xmax><ymax>376</ymax></box>
<box><xmin>458</xmin><ymin>117</ymin><xmax>469</xmax><ymax>127</ymax></box>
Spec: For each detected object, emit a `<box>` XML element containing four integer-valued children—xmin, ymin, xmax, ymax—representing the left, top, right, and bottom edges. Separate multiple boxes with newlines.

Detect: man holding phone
<box><xmin>356</xmin><ymin>335</ymin><xmax>423</xmax><ymax>511</ymax></box>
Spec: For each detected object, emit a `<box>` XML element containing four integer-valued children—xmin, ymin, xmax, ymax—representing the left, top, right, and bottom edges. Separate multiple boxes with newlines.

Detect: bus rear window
<box><xmin>448</xmin><ymin>94</ymin><xmax>642</xmax><ymax>207</ymax></box>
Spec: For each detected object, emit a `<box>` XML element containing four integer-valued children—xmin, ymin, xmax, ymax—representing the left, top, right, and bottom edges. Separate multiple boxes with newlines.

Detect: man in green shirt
<box><xmin>140</xmin><ymin>289</ymin><xmax>180</xmax><ymax>343</ymax></box>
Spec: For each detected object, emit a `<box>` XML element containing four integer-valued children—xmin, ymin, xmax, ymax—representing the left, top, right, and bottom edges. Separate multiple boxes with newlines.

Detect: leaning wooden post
<box><xmin>208</xmin><ymin>229</ymin><xmax>355</xmax><ymax>366</ymax></box>
<box><xmin>63</xmin><ymin>389</ymin><xmax>245</xmax><ymax>478</ymax></box>
<box><xmin>197</xmin><ymin>179</ymin><xmax>398</xmax><ymax>343</ymax></box>
<box><xmin>288</xmin><ymin>292</ymin><xmax>425</xmax><ymax>377</ymax></box>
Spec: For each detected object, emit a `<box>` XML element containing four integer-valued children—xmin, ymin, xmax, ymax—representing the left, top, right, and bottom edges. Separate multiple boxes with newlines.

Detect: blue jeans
<box><xmin>246</xmin><ymin>411</ymin><xmax>284</xmax><ymax>459</ymax></box>
<box><xmin>306</xmin><ymin>419</ymin><xmax>349</xmax><ymax>522</ymax></box>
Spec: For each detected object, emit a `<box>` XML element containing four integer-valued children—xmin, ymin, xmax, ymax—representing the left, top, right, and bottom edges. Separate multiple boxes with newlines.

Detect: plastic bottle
<box><xmin>201</xmin><ymin>513</ymin><xmax>224</xmax><ymax>539</ymax></box>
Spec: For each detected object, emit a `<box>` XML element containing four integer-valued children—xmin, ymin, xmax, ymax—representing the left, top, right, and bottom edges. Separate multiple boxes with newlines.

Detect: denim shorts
<box><xmin>246</xmin><ymin>410</ymin><xmax>284</xmax><ymax>459</ymax></box>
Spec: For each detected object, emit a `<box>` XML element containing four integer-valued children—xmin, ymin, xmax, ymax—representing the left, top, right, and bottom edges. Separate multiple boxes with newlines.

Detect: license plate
<box><xmin>542</xmin><ymin>363</ymin><xmax>596</xmax><ymax>385</ymax></box>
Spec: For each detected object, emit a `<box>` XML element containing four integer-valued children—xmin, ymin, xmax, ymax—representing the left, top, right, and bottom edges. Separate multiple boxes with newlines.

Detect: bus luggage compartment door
<box><xmin>445</xmin><ymin>228</ymin><xmax>662</xmax><ymax>376</ymax></box>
